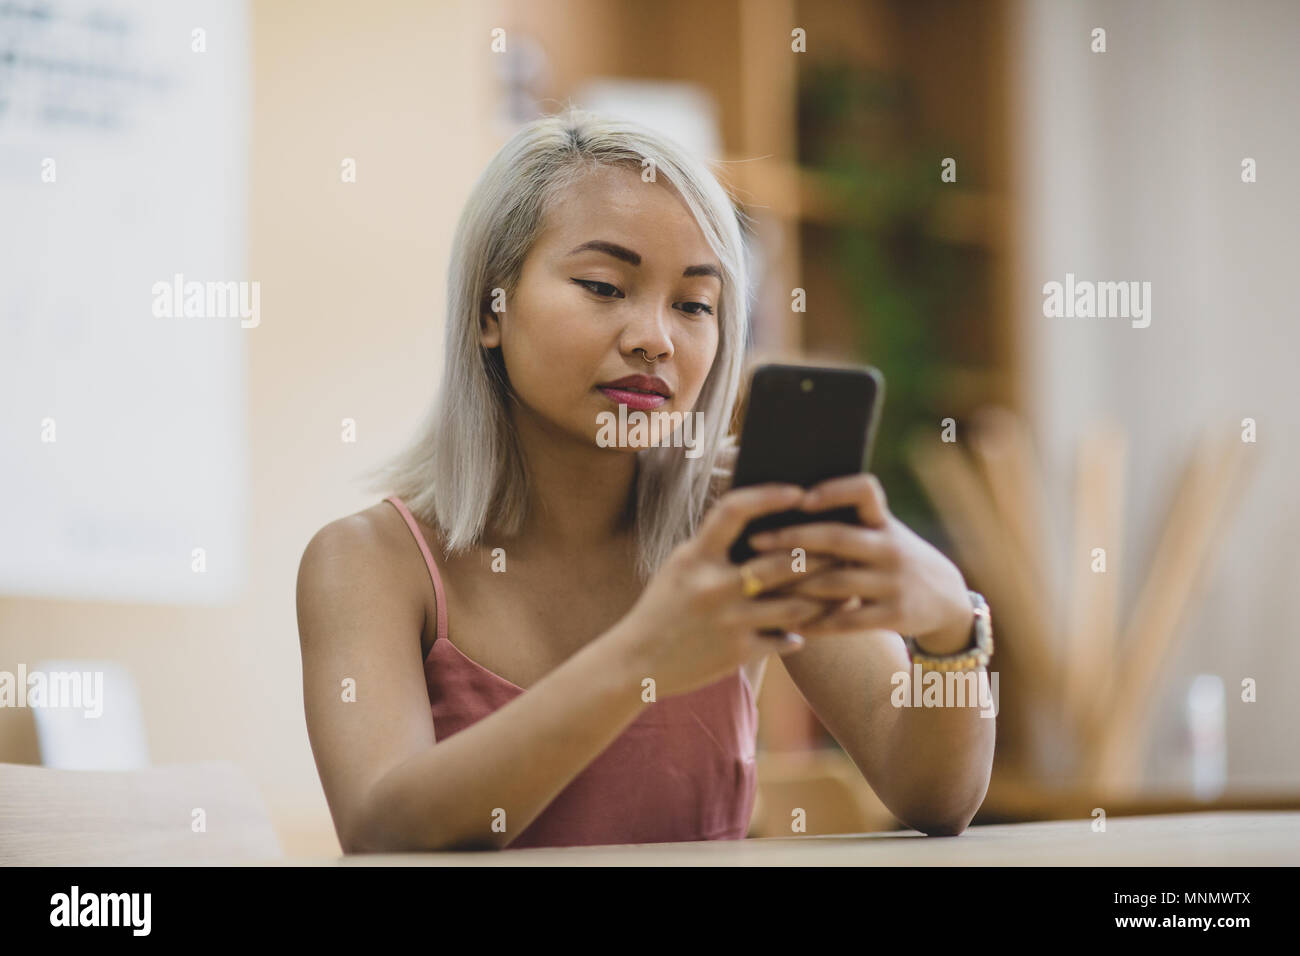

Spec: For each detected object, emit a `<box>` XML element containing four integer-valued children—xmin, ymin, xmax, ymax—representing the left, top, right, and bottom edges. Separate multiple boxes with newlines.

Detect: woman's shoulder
<box><xmin>306</xmin><ymin>498</ymin><xmax>447</xmax><ymax>557</ymax></box>
<box><xmin>301</xmin><ymin>500</ymin><xmax>401</xmax><ymax>564</ymax></box>
<box><xmin>296</xmin><ymin>500</ymin><xmax>432</xmax><ymax>628</ymax></box>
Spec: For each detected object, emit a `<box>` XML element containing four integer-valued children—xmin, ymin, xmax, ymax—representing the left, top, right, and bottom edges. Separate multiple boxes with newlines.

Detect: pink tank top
<box><xmin>384</xmin><ymin>495</ymin><xmax>760</xmax><ymax>849</ymax></box>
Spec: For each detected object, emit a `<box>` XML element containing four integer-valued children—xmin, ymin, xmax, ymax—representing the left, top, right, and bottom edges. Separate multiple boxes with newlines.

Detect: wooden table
<box><xmin>281</xmin><ymin>811</ymin><xmax>1299</xmax><ymax>866</ymax></box>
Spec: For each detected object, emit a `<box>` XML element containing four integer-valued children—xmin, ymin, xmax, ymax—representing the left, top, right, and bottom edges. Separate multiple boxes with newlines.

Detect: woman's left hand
<box><xmin>747</xmin><ymin>474</ymin><xmax>975</xmax><ymax>653</ymax></box>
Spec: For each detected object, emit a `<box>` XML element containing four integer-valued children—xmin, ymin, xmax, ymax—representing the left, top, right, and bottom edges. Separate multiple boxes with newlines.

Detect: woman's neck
<box><xmin>502</xmin><ymin>404</ymin><xmax>639</xmax><ymax>557</ymax></box>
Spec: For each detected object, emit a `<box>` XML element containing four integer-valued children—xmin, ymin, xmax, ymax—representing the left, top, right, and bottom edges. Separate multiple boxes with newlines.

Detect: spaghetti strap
<box><xmin>384</xmin><ymin>495</ymin><xmax>448</xmax><ymax>643</ymax></box>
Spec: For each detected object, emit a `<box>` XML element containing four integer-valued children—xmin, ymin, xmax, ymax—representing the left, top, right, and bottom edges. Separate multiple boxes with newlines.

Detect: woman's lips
<box><xmin>597</xmin><ymin>386</ymin><xmax>667</xmax><ymax>411</ymax></box>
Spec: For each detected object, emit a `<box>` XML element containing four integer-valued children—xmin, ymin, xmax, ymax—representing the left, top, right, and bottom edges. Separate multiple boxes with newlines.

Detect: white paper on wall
<box><xmin>0</xmin><ymin>0</ymin><xmax>249</xmax><ymax>604</ymax></box>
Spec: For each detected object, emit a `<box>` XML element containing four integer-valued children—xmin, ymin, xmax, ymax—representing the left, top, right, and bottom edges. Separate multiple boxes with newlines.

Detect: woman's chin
<box><xmin>589</xmin><ymin>433</ymin><xmax>644</xmax><ymax>455</ymax></box>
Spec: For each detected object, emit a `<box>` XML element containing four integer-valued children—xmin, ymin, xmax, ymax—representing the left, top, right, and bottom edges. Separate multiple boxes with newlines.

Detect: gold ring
<box><xmin>739</xmin><ymin>565</ymin><xmax>765</xmax><ymax>598</ymax></box>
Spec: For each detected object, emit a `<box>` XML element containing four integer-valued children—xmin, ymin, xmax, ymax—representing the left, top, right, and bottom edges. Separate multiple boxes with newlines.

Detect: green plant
<box><xmin>798</xmin><ymin>63</ymin><xmax>985</xmax><ymax>540</ymax></box>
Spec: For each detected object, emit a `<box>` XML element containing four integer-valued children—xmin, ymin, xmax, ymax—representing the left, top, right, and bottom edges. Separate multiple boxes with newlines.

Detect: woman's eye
<box><xmin>678</xmin><ymin>301</ymin><xmax>715</xmax><ymax>316</ymax></box>
<box><xmin>573</xmin><ymin>278</ymin><xmax>622</xmax><ymax>298</ymax></box>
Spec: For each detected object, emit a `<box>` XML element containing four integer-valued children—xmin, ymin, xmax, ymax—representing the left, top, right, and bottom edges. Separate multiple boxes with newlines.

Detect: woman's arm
<box><xmin>296</xmin><ymin>515</ymin><xmax>650</xmax><ymax>853</ymax></box>
<box><xmin>298</xmin><ymin>484</ymin><xmax>836</xmax><ymax>852</ymax></box>
<box><xmin>779</xmin><ymin>628</ymin><xmax>995</xmax><ymax>835</ymax></box>
<box><xmin>747</xmin><ymin>473</ymin><xmax>996</xmax><ymax>834</ymax></box>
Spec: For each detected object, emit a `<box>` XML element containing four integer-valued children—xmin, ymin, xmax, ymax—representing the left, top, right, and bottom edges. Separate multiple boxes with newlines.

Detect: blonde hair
<box><xmin>360</xmin><ymin>108</ymin><xmax>751</xmax><ymax>581</ymax></box>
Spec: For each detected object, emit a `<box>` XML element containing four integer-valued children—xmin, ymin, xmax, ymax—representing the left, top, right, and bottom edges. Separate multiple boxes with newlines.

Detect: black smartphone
<box><xmin>727</xmin><ymin>363</ymin><xmax>884</xmax><ymax>564</ymax></box>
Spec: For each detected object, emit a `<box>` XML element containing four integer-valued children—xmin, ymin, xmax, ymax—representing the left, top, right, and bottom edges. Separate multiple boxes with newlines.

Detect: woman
<box><xmin>296</xmin><ymin>108</ymin><xmax>995</xmax><ymax>852</ymax></box>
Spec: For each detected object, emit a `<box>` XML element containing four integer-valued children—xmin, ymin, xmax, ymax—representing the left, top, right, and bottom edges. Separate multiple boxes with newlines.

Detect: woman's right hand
<box><xmin>609</xmin><ymin>484</ymin><xmax>838</xmax><ymax>698</ymax></box>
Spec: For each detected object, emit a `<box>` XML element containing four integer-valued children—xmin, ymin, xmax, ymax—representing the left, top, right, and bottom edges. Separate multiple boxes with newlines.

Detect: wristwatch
<box><xmin>903</xmin><ymin>591</ymin><xmax>993</xmax><ymax>672</ymax></box>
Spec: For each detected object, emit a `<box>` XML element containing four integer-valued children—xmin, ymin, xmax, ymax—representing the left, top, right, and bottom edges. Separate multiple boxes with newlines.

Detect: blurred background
<box><xmin>1</xmin><ymin>0</ymin><xmax>1297</xmax><ymax>858</ymax></box>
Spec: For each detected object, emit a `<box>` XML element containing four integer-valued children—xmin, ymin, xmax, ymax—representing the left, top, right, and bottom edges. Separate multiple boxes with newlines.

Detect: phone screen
<box><xmin>726</xmin><ymin>363</ymin><xmax>883</xmax><ymax>564</ymax></box>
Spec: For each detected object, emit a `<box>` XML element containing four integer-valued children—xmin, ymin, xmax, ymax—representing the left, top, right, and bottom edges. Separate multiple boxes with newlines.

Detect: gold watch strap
<box><xmin>903</xmin><ymin>591</ymin><xmax>993</xmax><ymax>673</ymax></box>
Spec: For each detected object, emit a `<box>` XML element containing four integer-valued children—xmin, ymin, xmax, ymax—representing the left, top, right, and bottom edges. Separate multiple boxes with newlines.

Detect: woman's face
<box><xmin>481</xmin><ymin>163</ymin><xmax>722</xmax><ymax>453</ymax></box>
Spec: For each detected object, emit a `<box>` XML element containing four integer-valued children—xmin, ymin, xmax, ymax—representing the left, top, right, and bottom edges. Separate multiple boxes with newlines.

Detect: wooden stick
<box><xmin>907</xmin><ymin>434</ymin><xmax>1030</xmax><ymax>770</ymax></box>
<box><xmin>909</xmin><ymin>435</ymin><xmax>1057</xmax><ymax>776</ymax></box>
<box><xmin>1088</xmin><ymin>432</ymin><xmax>1250</xmax><ymax>796</ymax></box>
<box><xmin>1063</xmin><ymin>423</ymin><xmax>1126</xmax><ymax>744</ymax></box>
<box><xmin>908</xmin><ymin>435</ymin><xmax>1056</xmax><ymax>706</ymax></box>
<box><xmin>969</xmin><ymin>407</ymin><xmax>1051</xmax><ymax>604</ymax></box>
<box><xmin>966</xmin><ymin>408</ymin><xmax>1061</xmax><ymax>722</ymax></box>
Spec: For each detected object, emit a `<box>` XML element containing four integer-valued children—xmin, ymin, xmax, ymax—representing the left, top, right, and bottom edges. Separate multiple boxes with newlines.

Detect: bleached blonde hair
<box><xmin>360</xmin><ymin>107</ymin><xmax>752</xmax><ymax>581</ymax></box>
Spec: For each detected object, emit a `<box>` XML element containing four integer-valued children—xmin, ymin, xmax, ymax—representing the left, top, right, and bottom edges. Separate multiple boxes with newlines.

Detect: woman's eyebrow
<box><xmin>568</xmin><ymin>239</ymin><xmax>641</xmax><ymax>265</ymax></box>
<box><xmin>683</xmin><ymin>263</ymin><xmax>721</xmax><ymax>280</ymax></box>
<box><xmin>567</xmin><ymin>240</ymin><xmax>721</xmax><ymax>280</ymax></box>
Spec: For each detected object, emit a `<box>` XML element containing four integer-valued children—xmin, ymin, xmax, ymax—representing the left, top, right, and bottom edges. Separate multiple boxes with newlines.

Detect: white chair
<box><xmin>29</xmin><ymin>659</ymin><xmax>150</xmax><ymax>770</ymax></box>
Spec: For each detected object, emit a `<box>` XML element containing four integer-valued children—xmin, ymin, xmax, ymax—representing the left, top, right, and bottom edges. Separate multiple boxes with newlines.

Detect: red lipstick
<box><xmin>596</xmin><ymin>374</ymin><xmax>672</xmax><ymax>411</ymax></box>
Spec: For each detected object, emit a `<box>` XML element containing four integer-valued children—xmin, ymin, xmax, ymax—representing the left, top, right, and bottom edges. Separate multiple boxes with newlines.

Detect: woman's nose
<box><xmin>621</xmin><ymin>305</ymin><xmax>674</xmax><ymax>362</ymax></box>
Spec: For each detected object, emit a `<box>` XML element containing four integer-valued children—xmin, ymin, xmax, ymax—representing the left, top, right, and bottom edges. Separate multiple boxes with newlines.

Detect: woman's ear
<box><xmin>479</xmin><ymin>294</ymin><xmax>502</xmax><ymax>348</ymax></box>
<box><xmin>479</xmin><ymin>312</ymin><xmax>501</xmax><ymax>348</ymax></box>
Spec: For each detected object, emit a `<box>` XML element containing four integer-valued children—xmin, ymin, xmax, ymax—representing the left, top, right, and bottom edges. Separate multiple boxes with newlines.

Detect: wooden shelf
<box><xmin>505</xmin><ymin>0</ymin><xmax>1020</xmax><ymax>756</ymax></box>
<box><xmin>723</xmin><ymin>156</ymin><xmax>1006</xmax><ymax>244</ymax></box>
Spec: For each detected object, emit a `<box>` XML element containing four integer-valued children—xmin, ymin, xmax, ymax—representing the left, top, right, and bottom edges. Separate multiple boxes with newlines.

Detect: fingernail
<box><xmin>749</xmin><ymin>532</ymin><xmax>775</xmax><ymax>548</ymax></box>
